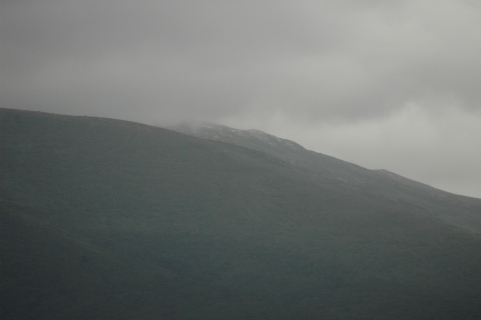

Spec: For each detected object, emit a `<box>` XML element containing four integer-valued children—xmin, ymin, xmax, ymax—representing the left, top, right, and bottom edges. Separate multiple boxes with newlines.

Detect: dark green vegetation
<box><xmin>2</xmin><ymin>108</ymin><xmax>481</xmax><ymax>319</ymax></box>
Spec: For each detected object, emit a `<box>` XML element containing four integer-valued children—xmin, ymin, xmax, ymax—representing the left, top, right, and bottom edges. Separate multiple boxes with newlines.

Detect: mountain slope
<box><xmin>0</xmin><ymin>201</ymin><xmax>282</xmax><ymax>320</ymax></box>
<box><xmin>2</xmin><ymin>108</ymin><xmax>481</xmax><ymax>319</ymax></box>
<box><xmin>174</xmin><ymin>122</ymin><xmax>481</xmax><ymax>232</ymax></box>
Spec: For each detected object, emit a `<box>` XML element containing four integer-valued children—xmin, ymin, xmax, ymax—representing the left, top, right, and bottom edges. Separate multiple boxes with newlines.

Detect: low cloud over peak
<box><xmin>2</xmin><ymin>0</ymin><xmax>481</xmax><ymax>197</ymax></box>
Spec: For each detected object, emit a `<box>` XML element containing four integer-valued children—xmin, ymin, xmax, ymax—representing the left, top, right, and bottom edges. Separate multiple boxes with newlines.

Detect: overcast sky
<box><xmin>2</xmin><ymin>0</ymin><xmax>481</xmax><ymax>197</ymax></box>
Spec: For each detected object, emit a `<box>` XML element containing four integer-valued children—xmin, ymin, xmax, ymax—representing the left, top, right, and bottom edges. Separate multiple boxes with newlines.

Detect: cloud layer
<box><xmin>2</xmin><ymin>0</ymin><xmax>481</xmax><ymax>196</ymax></box>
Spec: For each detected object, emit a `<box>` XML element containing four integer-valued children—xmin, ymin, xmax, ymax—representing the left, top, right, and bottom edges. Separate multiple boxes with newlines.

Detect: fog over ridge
<box><xmin>2</xmin><ymin>0</ymin><xmax>481</xmax><ymax>197</ymax></box>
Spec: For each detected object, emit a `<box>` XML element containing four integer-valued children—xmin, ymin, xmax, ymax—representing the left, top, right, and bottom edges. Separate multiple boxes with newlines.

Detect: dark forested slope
<box><xmin>2</xmin><ymin>108</ymin><xmax>481</xmax><ymax>319</ymax></box>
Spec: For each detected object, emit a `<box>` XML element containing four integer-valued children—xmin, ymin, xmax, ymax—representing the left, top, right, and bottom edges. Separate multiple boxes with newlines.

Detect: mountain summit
<box><xmin>2</xmin><ymin>108</ymin><xmax>481</xmax><ymax>319</ymax></box>
<box><xmin>174</xmin><ymin>122</ymin><xmax>481</xmax><ymax>233</ymax></box>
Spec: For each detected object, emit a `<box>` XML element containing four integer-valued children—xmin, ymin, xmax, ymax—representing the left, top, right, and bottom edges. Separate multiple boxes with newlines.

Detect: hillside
<box><xmin>2</xmin><ymin>108</ymin><xmax>481</xmax><ymax>319</ymax></box>
<box><xmin>175</xmin><ymin>122</ymin><xmax>481</xmax><ymax>233</ymax></box>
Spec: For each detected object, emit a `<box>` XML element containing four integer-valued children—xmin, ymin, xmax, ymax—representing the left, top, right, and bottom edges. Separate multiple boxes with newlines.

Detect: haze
<box><xmin>2</xmin><ymin>0</ymin><xmax>481</xmax><ymax>197</ymax></box>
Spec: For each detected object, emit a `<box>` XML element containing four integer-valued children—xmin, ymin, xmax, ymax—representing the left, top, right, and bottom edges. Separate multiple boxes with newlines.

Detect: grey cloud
<box><xmin>3</xmin><ymin>0</ymin><xmax>480</xmax><ymax>122</ymax></box>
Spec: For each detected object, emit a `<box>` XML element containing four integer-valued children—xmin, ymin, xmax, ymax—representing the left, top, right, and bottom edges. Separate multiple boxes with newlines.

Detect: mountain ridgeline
<box><xmin>174</xmin><ymin>122</ymin><xmax>481</xmax><ymax>233</ymax></box>
<box><xmin>2</xmin><ymin>108</ymin><xmax>481</xmax><ymax>319</ymax></box>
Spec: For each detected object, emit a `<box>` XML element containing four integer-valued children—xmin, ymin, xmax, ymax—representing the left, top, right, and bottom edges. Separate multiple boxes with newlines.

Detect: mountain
<box><xmin>174</xmin><ymin>122</ymin><xmax>481</xmax><ymax>233</ymax></box>
<box><xmin>2</xmin><ymin>108</ymin><xmax>481</xmax><ymax>319</ymax></box>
